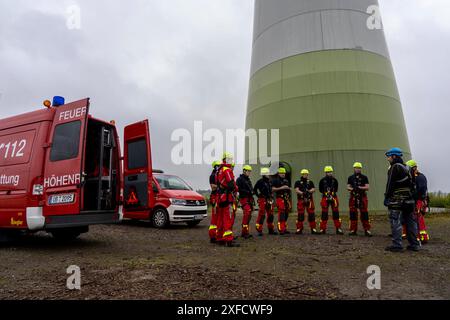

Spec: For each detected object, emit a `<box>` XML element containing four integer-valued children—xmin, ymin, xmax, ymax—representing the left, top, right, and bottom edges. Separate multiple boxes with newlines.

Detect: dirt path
<box><xmin>1</xmin><ymin>212</ymin><xmax>449</xmax><ymax>300</ymax></box>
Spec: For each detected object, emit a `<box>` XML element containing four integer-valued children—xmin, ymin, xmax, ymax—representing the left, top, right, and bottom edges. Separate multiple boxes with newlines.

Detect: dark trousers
<box><xmin>389</xmin><ymin>204</ymin><xmax>420</xmax><ymax>248</ymax></box>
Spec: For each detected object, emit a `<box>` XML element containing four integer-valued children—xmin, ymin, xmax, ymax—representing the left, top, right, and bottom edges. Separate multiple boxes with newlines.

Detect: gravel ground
<box><xmin>1</xmin><ymin>211</ymin><xmax>449</xmax><ymax>300</ymax></box>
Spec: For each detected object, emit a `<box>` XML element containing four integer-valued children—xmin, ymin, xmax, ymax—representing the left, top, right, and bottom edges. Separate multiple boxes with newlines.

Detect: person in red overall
<box><xmin>216</xmin><ymin>152</ymin><xmax>239</xmax><ymax>247</ymax></box>
<box><xmin>347</xmin><ymin>162</ymin><xmax>372</xmax><ymax>237</ymax></box>
<box><xmin>236</xmin><ymin>165</ymin><xmax>254</xmax><ymax>239</ymax></box>
<box><xmin>406</xmin><ymin>160</ymin><xmax>430</xmax><ymax>243</ymax></box>
<box><xmin>319</xmin><ymin>166</ymin><xmax>344</xmax><ymax>235</ymax></box>
<box><xmin>272</xmin><ymin>167</ymin><xmax>292</xmax><ymax>235</ymax></box>
<box><xmin>294</xmin><ymin>169</ymin><xmax>319</xmax><ymax>235</ymax></box>
<box><xmin>254</xmin><ymin>167</ymin><xmax>277</xmax><ymax>236</ymax></box>
<box><xmin>208</xmin><ymin>160</ymin><xmax>221</xmax><ymax>243</ymax></box>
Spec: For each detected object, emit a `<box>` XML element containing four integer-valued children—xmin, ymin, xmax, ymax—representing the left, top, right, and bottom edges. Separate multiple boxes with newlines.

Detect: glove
<box><xmin>384</xmin><ymin>197</ymin><xmax>389</xmax><ymax>207</ymax></box>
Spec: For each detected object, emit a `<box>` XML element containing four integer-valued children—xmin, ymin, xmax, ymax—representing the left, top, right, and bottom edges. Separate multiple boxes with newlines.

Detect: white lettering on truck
<box><xmin>44</xmin><ymin>174</ymin><xmax>81</xmax><ymax>188</ymax></box>
<box><xmin>59</xmin><ymin>107</ymin><xmax>87</xmax><ymax>121</ymax></box>
<box><xmin>0</xmin><ymin>174</ymin><xmax>20</xmax><ymax>186</ymax></box>
<box><xmin>0</xmin><ymin>140</ymin><xmax>27</xmax><ymax>159</ymax></box>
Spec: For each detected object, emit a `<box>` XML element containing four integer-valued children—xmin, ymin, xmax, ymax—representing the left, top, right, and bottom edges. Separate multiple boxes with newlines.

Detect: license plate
<box><xmin>194</xmin><ymin>215</ymin><xmax>203</xmax><ymax>220</ymax></box>
<box><xmin>49</xmin><ymin>193</ymin><xmax>75</xmax><ymax>205</ymax></box>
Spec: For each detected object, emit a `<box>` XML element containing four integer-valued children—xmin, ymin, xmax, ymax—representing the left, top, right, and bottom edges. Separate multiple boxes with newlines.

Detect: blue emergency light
<box><xmin>52</xmin><ymin>96</ymin><xmax>65</xmax><ymax>107</ymax></box>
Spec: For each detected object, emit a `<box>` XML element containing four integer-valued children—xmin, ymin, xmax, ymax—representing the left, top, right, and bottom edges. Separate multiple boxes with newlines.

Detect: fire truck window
<box><xmin>50</xmin><ymin>121</ymin><xmax>81</xmax><ymax>161</ymax></box>
<box><xmin>127</xmin><ymin>139</ymin><xmax>148</xmax><ymax>169</ymax></box>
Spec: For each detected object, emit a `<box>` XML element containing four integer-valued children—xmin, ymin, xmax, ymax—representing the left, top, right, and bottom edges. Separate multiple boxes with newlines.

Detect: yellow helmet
<box><xmin>261</xmin><ymin>167</ymin><xmax>270</xmax><ymax>176</ymax></box>
<box><xmin>278</xmin><ymin>167</ymin><xmax>287</xmax><ymax>174</ymax></box>
<box><xmin>301</xmin><ymin>169</ymin><xmax>310</xmax><ymax>175</ymax></box>
<box><xmin>324</xmin><ymin>166</ymin><xmax>334</xmax><ymax>173</ymax></box>
<box><xmin>406</xmin><ymin>160</ymin><xmax>417</xmax><ymax>168</ymax></box>
<box><xmin>222</xmin><ymin>152</ymin><xmax>234</xmax><ymax>165</ymax></box>
<box><xmin>243</xmin><ymin>165</ymin><xmax>253</xmax><ymax>172</ymax></box>
<box><xmin>353</xmin><ymin>162</ymin><xmax>363</xmax><ymax>169</ymax></box>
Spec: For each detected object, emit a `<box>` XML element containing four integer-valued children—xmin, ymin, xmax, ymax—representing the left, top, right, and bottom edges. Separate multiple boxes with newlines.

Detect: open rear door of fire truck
<box><xmin>43</xmin><ymin>98</ymin><xmax>90</xmax><ymax>216</ymax></box>
<box><xmin>123</xmin><ymin>119</ymin><xmax>154</xmax><ymax>219</ymax></box>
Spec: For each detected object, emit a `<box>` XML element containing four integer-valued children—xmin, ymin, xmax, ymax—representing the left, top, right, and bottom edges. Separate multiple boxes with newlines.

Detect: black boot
<box><xmin>226</xmin><ymin>241</ymin><xmax>240</xmax><ymax>248</ymax></box>
<box><xmin>365</xmin><ymin>230</ymin><xmax>373</xmax><ymax>237</ymax></box>
<box><xmin>268</xmin><ymin>230</ymin><xmax>278</xmax><ymax>235</ymax></box>
<box><xmin>336</xmin><ymin>228</ymin><xmax>344</xmax><ymax>235</ymax></box>
<box><xmin>385</xmin><ymin>245</ymin><xmax>403</xmax><ymax>252</ymax></box>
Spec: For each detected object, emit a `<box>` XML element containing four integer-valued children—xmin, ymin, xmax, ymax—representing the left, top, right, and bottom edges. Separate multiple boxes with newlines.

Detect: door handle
<box><xmin>128</xmin><ymin>175</ymin><xmax>138</xmax><ymax>181</ymax></box>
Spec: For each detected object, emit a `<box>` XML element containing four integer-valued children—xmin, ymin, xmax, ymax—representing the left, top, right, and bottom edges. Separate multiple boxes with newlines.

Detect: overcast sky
<box><xmin>0</xmin><ymin>0</ymin><xmax>449</xmax><ymax>192</ymax></box>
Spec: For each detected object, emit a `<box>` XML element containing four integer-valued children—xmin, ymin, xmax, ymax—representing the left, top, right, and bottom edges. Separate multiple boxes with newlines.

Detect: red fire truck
<box><xmin>0</xmin><ymin>96</ymin><xmax>205</xmax><ymax>241</ymax></box>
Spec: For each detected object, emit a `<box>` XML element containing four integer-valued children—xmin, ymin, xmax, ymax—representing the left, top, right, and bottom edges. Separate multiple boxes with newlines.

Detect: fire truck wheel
<box><xmin>186</xmin><ymin>221</ymin><xmax>201</xmax><ymax>228</ymax></box>
<box><xmin>152</xmin><ymin>208</ymin><xmax>170</xmax><ymax>229</ymax></box>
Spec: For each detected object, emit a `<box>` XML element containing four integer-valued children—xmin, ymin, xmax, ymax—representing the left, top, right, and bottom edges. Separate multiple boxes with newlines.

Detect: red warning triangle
<box><xmin>127</xmin><ymin>190</ymin><xmax>139</xmax><ymax>205</ymax></box>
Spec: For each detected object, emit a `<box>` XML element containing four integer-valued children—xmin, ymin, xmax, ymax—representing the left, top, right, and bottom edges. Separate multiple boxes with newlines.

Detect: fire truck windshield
<box><xmin>155</xmin><ymin>175</ymin><xmax>192</xmax><ymax>191</ymax></box>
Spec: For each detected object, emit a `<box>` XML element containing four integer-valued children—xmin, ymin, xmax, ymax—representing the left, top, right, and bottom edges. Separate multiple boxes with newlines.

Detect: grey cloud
<box><xmin>0</xmin><ymin>0</ymin><xmax>448</xmax><ymax>192</ymax></box>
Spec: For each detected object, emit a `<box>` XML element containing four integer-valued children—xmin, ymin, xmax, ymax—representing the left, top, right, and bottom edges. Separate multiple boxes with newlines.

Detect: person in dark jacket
<box><xmin>294</xmin><ymin>169</ymin><xmax>318</xmax><ymax>235</ymax></box>
<box><xmin>347</xmin><ymin>162</ymin><xmax>372</xmax><ymax>237</ymax></box>
<box><xmin>236</xmin><ymin>165</ymin><xmax>254</xmax><ymax>239</ymax></box>
<box><xmin>254</xmin><ymin>168</ymin><xmax>277</xmax><ymax>236</ymax></box>
<box><xmin>406</xmin><ymin>160</ymin><xmax>430</xmax><ymax>243</ymax></box>
<box><xmin>384</xmin><ymin>148</ymin><xmax>420</xmax><ymax>252</ymax></box>
<box><xmin>272</xmin><ymin>167</ymin><xmax>292</xmax><ymax>235</ymax></box>
<box><xmin>319</xmin><ymin>166</ymin><xmax>344</xmax><ymax>235</ymax></box>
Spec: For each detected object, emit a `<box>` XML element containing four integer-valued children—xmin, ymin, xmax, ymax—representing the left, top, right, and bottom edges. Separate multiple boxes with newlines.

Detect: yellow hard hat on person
<box><xmin>301</xmin><ymin>169</ymin><xmax>310</xmax><ymax>175</ymax></box>
<box><xmin>324</xmin><ymin>166</ymin><xmax>334</xmax><ymax>173</ymax></box>
<box><xmin>406</xmin><ymin>160</ymin><xmax>417</xmax><ymax>168</ymax></box>
<box><xmin>243</xmin><ymin>165</ymin><xmax>252</xmax><ymax>172</ymax></box>
<box><xmin>261</xmin><ymin>167</ymin><xmax>270</xmax><ymax>175</ymax></box>
<box><xmin>353</xmin><ymin>162</ymin><xmax>363</xmax><ymax>169</ymax></box>
<box><xmin>278</xmin><ymin>167</ymin><xmax>287</xmax><ymax>174</ymax></box>
<box><xmin>222</xmin><ymin>152</ymin><xmax>233</xmax><ymax>160</ymax></box>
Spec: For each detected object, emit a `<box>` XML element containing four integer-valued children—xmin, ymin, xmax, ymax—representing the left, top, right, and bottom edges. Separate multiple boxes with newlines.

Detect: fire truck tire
<box><xmin>50</xmin><ymin>227</ymin><xmax>88</xmax><ymax>241</ymax></box>
<box><xmin>151</xmin><ymin>208</ymin><xmax>170</xmax><ymax>229</ymax></box>
<box><xmin>186</xmin><ymin>221</ymin><xmax>201</xmax><ymax>227</ymax></box>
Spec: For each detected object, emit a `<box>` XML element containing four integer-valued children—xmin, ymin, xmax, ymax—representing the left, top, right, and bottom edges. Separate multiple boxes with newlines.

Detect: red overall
<box><xmin>416</xmin><ymin>199</ymin><xmax>429</xmax><ymax>242</ymax></box>
<box><xmin>216</xmin><ymin>165</ymin><xmax>237</xmax><ymax>243</ymax></box>
<box><xmin>320</xmin><ymin>194</ymin><xmax>342</xmax><ymax>231</ymax></box>
<box><xmin>209</xmin><ymin>192</ymin><xmax>218</xmax><ymax>240</ymax></box>
<box><xmin>240</xmin><ymin>197</ymin><xmax>253</xmax><ymax>237</ymax></box>
<box><xmin>349</xmin><ymin>194</ymin><xmax>371</xmax><ymax>232</ymax></box>
<box><xmin>403</xmin><ymin>199</ymin><xmax>429</xmax><ymax>242</ymax></box>
<box><xmin>276</xmin><ymin>196</ymin><xmax>290</xmax><ymax>234</ymax></box>
<box><xmin>297</xmin><ymin>197</ymin><xmax>316</xmax><ymax>232</ymax></box>
<box><xmin>256</xmin><ymin>198</ymin><xmax>275</xmax><ymax>233</ymax></box>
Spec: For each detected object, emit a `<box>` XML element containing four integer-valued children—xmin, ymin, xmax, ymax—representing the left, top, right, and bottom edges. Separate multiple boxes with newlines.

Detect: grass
<box><xmin>429</xmin><ymin>192</ymin><xmax>450</xmax><ymax>208</ymax></box>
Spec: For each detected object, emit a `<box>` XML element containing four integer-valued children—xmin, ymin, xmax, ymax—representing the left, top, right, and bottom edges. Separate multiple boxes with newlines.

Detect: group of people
<box><xmin>208</xmin><ymin>149</ymin><xmax>429</xmax><ymax>252</ymax></box>
<box><xmin>384</xmin><ymin>148</ymin><xmax>429</xmax><ymax>252</ymax></box>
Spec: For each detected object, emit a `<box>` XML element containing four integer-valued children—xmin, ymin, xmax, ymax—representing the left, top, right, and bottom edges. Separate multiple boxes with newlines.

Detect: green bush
<box><xmin>429</xmin><ymin>192</ymin><xmax>450</xmax><ymax>208</ymax></box>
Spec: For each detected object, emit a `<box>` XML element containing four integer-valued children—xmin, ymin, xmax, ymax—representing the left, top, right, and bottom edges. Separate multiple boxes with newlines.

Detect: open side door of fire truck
<box><xmin>43</xmin><ymin>99</ymin><xmax>90</xmax><ymax>216</ymax></box>
<box><xmin>123</xmin><ymin>119</ymin><xmax>155</xmax><ymax>220</ymax></box>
